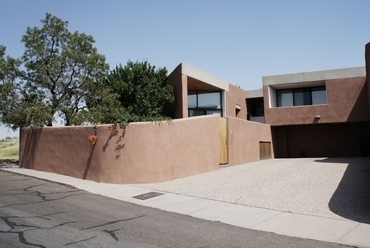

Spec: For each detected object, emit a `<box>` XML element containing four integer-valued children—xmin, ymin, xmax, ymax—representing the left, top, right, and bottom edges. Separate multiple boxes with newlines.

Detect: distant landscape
<box><xmin>0</xmin><ymin>137</ymin><xmax>19</xmax><ymax>163</ymax></box>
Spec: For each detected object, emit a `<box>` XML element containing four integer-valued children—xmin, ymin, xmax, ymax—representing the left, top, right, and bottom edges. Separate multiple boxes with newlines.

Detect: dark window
<box><xmin>276</xmin><ymin>86</ymin><xmax>326</xmax><ymax>107</ymax></box>
<box><xmin>277</xmin><ymin>90</ymin><xmax>293</xmax><ymax>107</ymax></box>
<box><xmin>294</xmin><ymin>88</ymin><xmax>311</xmax><ymax>106</ymax></box>
<box><xmin>311</xmin><ymin>86</ymin><xmax>326</xmax><ymax>104</ymax></box>
<box><xmin>188</xmin><ymin>91</ymin><xmax>222</xmax><ymax>117</ymax></box>
<box><xmin>246</xmin><ymin>97</ymin><xmax>264</xmax><ymax>120</ymax></box>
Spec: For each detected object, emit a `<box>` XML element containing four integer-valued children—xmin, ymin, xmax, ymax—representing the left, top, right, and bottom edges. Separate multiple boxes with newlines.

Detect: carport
<box><xmin>272</xmin><ymin>122</ymin><xmax>370</xmax><ymax>158</ymax></box>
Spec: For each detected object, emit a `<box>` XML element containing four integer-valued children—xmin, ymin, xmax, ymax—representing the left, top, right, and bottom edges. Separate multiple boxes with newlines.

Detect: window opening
<box><xmin>276</xmin><ymin>86</ymin><xmax>326</xmax><ymax>107</ymax></box>
<box><xmin>188</xmin><ymin>91</ymin><xmax>223</xmax><ymax>117</ymax></box>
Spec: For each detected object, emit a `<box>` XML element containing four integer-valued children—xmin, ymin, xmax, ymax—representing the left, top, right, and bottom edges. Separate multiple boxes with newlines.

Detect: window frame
<box><xmin>276</xmin><ymin>86</ymin><xmax>326</xmax><ymax>107</ymax></box>
<box><xmin>188</xmin><ymin>90</ymin><xmax>223</xmax><ymax>117</ymax></box>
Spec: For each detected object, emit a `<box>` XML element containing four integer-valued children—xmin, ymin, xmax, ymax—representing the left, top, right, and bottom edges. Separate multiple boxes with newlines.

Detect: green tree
<box><xmin>0</xmin><ymin>45</ymin><xmax>19</xmax><ymax>123</ymax></box>
<box><xmin>105</xmin><ymin>61</ymin><xmax>174</xmax><ymax>124</ymax></box>
<box><xmin>0</xmin><ymin>46</ymin><xmax>48</xmax><ymax>129</ymax></box>
<box><xmin>21</xmin><ymin>13</ymin><xmax>114</xmax><ymax>126</ymax></box>
<box><xmin>0</xmin><ymin>13</ymin><xmax>118</xmax><ymax>130</ymax></box>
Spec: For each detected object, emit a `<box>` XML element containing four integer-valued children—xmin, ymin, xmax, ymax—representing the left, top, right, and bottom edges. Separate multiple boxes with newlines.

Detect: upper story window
<box><xmin>276</xmin><ymin>86</ymin><xmax>326</xmax><ymax>107</ymax></box>
<box><xmin>188</xmin><ymin>90</ymin><xmax>223</xmax><ymax>117</ymax></box>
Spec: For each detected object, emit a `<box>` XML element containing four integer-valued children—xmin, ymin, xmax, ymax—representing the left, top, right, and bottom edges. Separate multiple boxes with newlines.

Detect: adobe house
<box><xmin>19</xmin><ymin>43</ymin><xmax>370</xmax><ymax>184</ymax></box>
<box><xmin>19</xmin><ymin>62</ymin><xmax>274</xmax><ymax>184</ymax></box>
<box><xmin>261</xmin><ymin>67</ymin><xmax>370</xmax><ymax>158</ymax></box>
<box><xmin>166</xmin><ymin>63</ymin><xmax>274</xmax><ymax>164</ymax></box>
<box><xmin>167</xmin><ymin>63</ymin><xmax>247</xmax><ymax>119</ymax></box>
<box><xmin>168</xmin><ymin>43</ymin><xmax>370</xmax><ymax>159</ymax></box>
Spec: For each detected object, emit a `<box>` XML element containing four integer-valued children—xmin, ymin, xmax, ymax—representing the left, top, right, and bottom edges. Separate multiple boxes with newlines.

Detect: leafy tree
<box><xmin>0</xmin><ymin>13</ymin><xmax>119</xmax><ymax>129</ymax></box>
<box><xmin>0</xmin><ymin>46</ymin><xmax>19</xmax><ymax>119</ymax></box>
<box><xmin>105</xmin><ymin>61</ymin><xmax>174</xmax><ymax>124</ymax></box>
<box><xmin>0</xmin><ymin>46</ymin><xmax>47</xmax><ymax>129</ymax></box>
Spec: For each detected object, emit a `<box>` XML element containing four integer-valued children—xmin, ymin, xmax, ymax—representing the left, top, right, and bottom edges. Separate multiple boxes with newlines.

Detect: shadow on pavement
<box><xmin>315</xmin><ymin>157</ymin><xmax>370</xmax><ymax>224</ymax></box>
<box><xmin>0</xmin><ymin>159</ymin><xmax>19</xmax><ymax>168</ymax></box>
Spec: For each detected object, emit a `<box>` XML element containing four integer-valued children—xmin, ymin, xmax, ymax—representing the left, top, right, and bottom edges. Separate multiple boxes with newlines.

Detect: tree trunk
<box><xmin>65</xmin><ymin>116</ymin><xmax>70</xmax><ymax>126</ymax></box>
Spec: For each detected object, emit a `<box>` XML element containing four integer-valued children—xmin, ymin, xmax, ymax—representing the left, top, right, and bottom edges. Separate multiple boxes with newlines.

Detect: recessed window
<box><xmin>276</xmin><ymin>86</ymin><xmax>326</xmax><ymax>107</ymax></box>
<box><xmin>188</xmin><ymin>90</ymin><xmax>222</xmax><ymax>117</ymax></box>
<box><xmin>197</xmin><ymin>92</ymin><xmax>221</xmax><ymax>109</ymax></box>
<box><xmin>277</xmin><ymin>90</ymin><xmax>293</xmax><ymax>107</ymax></box>
<box><xmin>294</xmin><ymin>88</ymin><xmax>311</xmax><ymax>106</ymax></box>
<box><xmin>188</xmin><ymin>92</ymin><xmax>197</xmax><ymax>108</ymax></box>
<box><xmin>311</xmin><ymin>86</ymin><xmax>326</xmax><ymax>104</ymax></box>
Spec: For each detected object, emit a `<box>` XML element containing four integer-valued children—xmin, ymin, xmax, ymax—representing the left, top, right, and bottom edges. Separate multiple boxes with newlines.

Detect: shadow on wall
<box><xmin>19</xmin><ymin>128</ymin><xmax>42</xmax><ymax>169</ymax></box>
<box><xmin>83</xmin><ymin>125</ymin><xmax>126</xmax><ymax>180</ymax></box>
<box><xmin>347</xmin><ymin>81</ymin><xmax>370</xmax><ymax>122</ymax></box>
<box><xmin>102</xmin><ymin>125</ymin><xmax>126</xmax><ymax>160</ymax></box>
<box><xmin>83</xmin><ymin>144</ymin><xmax>96</xmax><ymax>180</ymax></box>
<box><xmin>315</xmin><ymin>157</ymin><xmax>370</xmax><ymax>224</ymax></box>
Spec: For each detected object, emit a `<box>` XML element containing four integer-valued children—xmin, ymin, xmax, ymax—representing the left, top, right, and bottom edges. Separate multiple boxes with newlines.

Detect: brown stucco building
<box><xmin>262</xmin><ymin>67</ymin><xmax>369</xmax><ymax>158</ymax></box>
<box><xmin>167</xmin><ymin>63</ymin><xmax>247</xmax><ymax>120</ymax></box>
<box><xmin>168</xmin><ymin>43</ymin><xmax>370</xmax><ymax>159</ymax></box>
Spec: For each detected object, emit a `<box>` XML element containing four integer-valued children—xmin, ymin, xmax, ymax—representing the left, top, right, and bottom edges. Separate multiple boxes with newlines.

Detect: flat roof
<box><xmin>263</xmin><ymin>66</ymin><xmax>365</xmax><ymax>86</ymax></box>
<box><xmin>246</xmin><ymin>88</ymin><xmax>263</xmax><ymax>98</ymax></box>
<box><xmin>181</xmin><ymin>63</ymin><xmax>229</xmax><ymax>91</ymax></box>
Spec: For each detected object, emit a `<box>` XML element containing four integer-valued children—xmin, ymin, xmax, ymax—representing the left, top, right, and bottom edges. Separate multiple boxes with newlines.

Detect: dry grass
<box><xmin>0</xmin><ymin>140</ymin><xmax>19</xmax><ymax>161</ymax></box>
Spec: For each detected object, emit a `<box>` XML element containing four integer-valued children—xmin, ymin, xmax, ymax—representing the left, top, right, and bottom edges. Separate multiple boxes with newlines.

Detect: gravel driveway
<box><xmin>133</xmin><ymin>157</ymin><xmax>370</xmax><ymax>223</ymax></box>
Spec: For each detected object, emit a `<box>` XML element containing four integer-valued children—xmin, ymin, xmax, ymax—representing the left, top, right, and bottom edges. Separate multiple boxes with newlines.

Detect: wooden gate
<box><xmin>219</xmin><ymin>118</ymin><xmax>228</xmax><ymax>164</ymax></box>
<box><xmin>259</xmin><ymin>142</ymin><xmax>272</xmax><ymax>160</ymax></box>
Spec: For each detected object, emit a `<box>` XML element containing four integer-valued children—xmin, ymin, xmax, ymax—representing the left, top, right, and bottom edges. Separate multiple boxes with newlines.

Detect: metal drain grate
<box><xmin>132</xmin><ymin>191</ymin><xmax>164</xmax><ymax>200</ymax></box>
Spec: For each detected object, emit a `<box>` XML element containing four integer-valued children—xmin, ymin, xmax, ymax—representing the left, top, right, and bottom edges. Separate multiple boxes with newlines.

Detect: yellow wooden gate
<box><xmin>259</xmin><ymin>142</ymin><xmax>272</xmax><ymax>160</ymax></box>
<box><xmin>219</xmin><ymin>118</ymin><xmax>228</xmax><ymax>165</ymax></box>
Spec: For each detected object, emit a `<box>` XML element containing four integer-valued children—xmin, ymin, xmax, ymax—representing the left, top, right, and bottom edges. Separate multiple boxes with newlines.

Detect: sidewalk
<box><xmin>1</xmin><ymin>164</ymin><xmax>369</xmax><ymax>248</ymax></box>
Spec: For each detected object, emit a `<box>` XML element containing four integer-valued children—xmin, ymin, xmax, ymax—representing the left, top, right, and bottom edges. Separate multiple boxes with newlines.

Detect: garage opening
<box><xmin>272</xmin><ymin>122</ymin><xmax>370</xmax><ymax>158</ymax></box>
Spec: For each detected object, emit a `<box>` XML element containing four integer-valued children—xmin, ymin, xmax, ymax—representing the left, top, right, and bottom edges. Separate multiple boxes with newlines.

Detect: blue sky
<box><xmin>1</xmin><ymin>0</ymin><xmax>369</xmax><ymax>137</ymax></box>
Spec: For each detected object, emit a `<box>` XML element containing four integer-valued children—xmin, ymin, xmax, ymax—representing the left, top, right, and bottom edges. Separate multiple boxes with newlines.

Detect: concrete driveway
<box><xmin>133</xmin><ymin>157</ymin><xmax>370</xmax><ymax>224</ymax></box>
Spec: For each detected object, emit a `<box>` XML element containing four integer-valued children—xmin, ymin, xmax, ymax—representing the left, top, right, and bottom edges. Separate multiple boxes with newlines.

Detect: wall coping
<box><xmin>246</xmin><ymin>88</ymin><xmax>263</xmax><ymax>98</ymax></box>
<box><xmin>262</xmin><ymin>66</ymin><xmax>365</xmax><ymax>87</ymax></box>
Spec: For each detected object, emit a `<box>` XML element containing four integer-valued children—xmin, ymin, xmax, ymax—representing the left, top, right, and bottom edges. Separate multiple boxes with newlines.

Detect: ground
<box><xmin>133</xmin><ymin>157</ymin><xmax>370</xmax><ymax>224</ymax></box>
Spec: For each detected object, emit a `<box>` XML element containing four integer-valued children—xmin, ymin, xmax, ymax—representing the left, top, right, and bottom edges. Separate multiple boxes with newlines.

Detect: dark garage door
<box><xmin>272</xmin><ymin>122</ymin><xmax>370</xmax><ymax>158</ymax></box>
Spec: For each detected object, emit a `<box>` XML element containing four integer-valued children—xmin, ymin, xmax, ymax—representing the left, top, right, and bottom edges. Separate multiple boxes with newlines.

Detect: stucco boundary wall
<box><xmin>19</xmin><ymin>115</ymin><xmax>220</xmax><ymax>184</ymax></box>
<box><xmin>227</xmin><ymin>117</ymin><xmax>274</xmax><ymax>166</ymax></box>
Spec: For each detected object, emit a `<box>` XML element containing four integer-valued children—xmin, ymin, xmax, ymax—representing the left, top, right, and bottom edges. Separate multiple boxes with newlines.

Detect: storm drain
<box><xmin>132</xmin><ymin>191</ymin><xmax>164</xmax><ymax>200</ymax></box>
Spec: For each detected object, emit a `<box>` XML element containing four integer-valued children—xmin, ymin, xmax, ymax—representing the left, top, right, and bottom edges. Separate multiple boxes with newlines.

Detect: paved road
<box><xmin>0</xmin><ymin>171</ymin><xmax>350</xmax><ymax>248</ymax></box>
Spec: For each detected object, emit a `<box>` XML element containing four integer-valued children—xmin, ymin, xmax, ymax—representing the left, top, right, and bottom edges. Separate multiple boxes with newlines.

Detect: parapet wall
<box><xmin>264</xmin><ymin>76</ymin><xmax>369</xmax><ymax>125</ymax></box>
<box><xmin>226</xmin><ymin>84</ymin><xmax>248</xmax><ymax>118</ymax></box>
<box><xmin>20</xmin><ymin>115</ymin><xmax>220</xmax><ymax>184</ymax></box>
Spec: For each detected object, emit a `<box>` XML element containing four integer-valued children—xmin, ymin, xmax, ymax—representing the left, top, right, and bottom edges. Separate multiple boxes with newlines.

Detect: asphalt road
<box><xmin>0</xmin><ymin>171</ymin><xmax>351</xmax><ymax>248</ymax></box>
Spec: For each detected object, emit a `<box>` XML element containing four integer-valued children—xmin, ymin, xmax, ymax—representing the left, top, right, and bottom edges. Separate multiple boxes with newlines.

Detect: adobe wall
<box><xmin>264</xmin><ymin>76</ymin><xmax>369</xmax><ymax>125</ymax></box>
<box><xmin>225</xmin><ymin>84</ymin><xmax>247</xmax><ymax>119</ymax></box>
<box><xmin>227</xmin><ymin>117</ymin><xmax>273</xmax><ymax>165</ymax></box>
<box><xmin>273</xmin><ymin>122</ymin><xmax>370</xmax><ymax>158</ymax></box>
<box><xmin>19</xmin><ymin>116</ymin><xmax>220</xmax><ymax>184</ymax></box>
